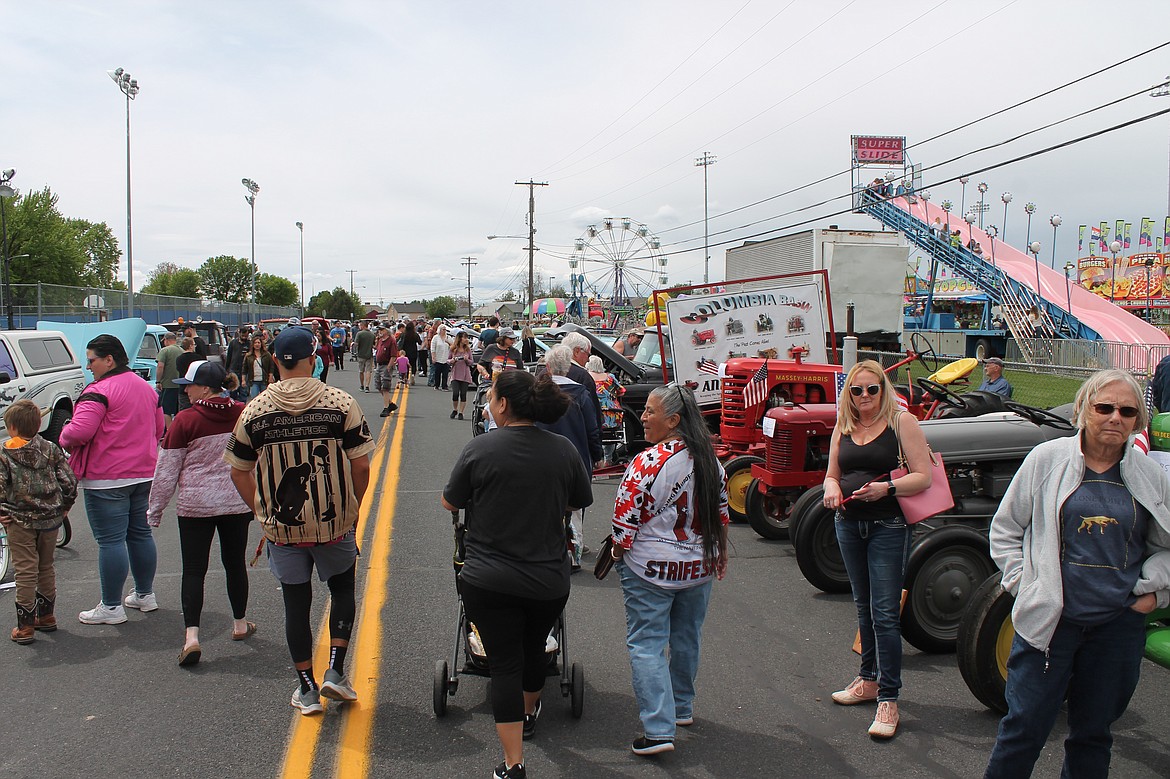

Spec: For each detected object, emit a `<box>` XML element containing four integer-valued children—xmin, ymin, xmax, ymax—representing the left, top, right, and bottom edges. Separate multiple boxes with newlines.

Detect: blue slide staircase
<box><xmin>858</xmin><ymin>190</ymin><xmax>1099</xmax><ymax>343</ymax></box>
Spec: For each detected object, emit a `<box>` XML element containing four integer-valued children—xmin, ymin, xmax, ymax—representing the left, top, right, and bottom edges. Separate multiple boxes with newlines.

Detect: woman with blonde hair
<box><xmin>821</xmin><ymin>359</ymin><xmax>933</xmax><ymax>738</ymax></box>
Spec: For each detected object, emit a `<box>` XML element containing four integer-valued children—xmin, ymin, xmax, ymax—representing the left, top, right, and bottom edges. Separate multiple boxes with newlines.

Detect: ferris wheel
<box><xmin>568</xmin><ymin>217</ymin><xmax>667</xmax><ymax>307</ymax></box>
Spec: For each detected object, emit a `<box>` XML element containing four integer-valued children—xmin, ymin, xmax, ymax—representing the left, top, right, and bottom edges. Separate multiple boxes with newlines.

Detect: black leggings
<box><xmin>281</xmin><ymin>564</ymin><xmax>357</xmax><ymax>663</ymax></box>
<box><xmin>433</xmin><ymin>363</ymin><xmax>450</xmax><ymax>390</ymax></box>
<box><xmin>451</xmin><ymin>379</ymin><xmax>469</xmax><ymax>402</ymax></box>
<box><xmin>177</xmin><ymin>513</ymin><xmax>252</xmax><ymax>628</ymax></box>
<box><xmin>460</xmin><ymin>579</ymin><xmax>568</xmax><ymax>723</ymax></box>
<box><xmin>333</xmin><ymin>350</ymin><xmax>344</xmax><ymax>370</ymax></box>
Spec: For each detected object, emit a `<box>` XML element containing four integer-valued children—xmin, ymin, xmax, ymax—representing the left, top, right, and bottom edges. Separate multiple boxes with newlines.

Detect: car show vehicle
<box><xmin>0</xmin><ymin>329</ymin><xmax>85</xmax><ymax>446</ymax></box>
<box><xmin>161</xmin><ymin>319</ymin><xmax>228</xmax><ymax>362</ymax></box>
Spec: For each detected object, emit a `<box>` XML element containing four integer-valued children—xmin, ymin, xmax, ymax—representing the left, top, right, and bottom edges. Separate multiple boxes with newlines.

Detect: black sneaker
<box><xmin>457</xmin><ymin>413</ymin><xmax>464</xmax><ymax>420</ymax></box>
<box><xmin>493</xmin><ymin>762</ymin><xmax>526</xmax><ymax>779</ymax></box>
<box><xmin>631</xmin><ymin>736</ymin><xmax>675</xmax><ymax>755</ymax></box>
<box><xmin>380</xmin><ymin>407</ymin><xmax>391</xmax><ymax>417</ymax></box>
<box><xmin>522</xmin><ymin>699</ymin><xmax>541</xmax><ymax>740</ymax></box>
<box><xmin>450</xmin><ymin>410</ymin><xmax>458</xmax><ymax>419</ymax></box>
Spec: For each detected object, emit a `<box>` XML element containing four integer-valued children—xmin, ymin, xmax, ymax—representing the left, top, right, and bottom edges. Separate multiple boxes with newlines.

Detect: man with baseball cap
<box><xmin>977</xmin><ymin>357</ymin><xmax>1013</xmax><ymax>398</ymax></box>
<box><xmin>225</xmin><ymin>325</ymin><xmax>375</xmax><ymax>714</ymax></box>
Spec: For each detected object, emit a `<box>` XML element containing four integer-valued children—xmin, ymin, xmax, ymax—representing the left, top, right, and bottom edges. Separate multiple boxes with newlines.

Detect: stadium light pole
<box><xmin>295</xmin><ymin>221</ymin><xmax>305</xmax><ymax>315</ymax></box>
<box><xmin>242</xmin><ymin>178</ymin><xmax>260</xmax><ymax>323</ymax></box>
<box><xmin>108</xmin><ymin>68</ymin><xmax>140</xmax><ymax>318</ymax></box>
<box><xmin>694</xmin><ymin>151</ymin><xmax>717</xmax><ymax>284</ymax></box>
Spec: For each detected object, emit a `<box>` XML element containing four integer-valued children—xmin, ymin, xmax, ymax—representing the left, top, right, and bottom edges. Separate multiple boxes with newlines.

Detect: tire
<box><xmin>792</xmin><ymin>498</ymin><xmax>850</xmax><ymax>593</ymax></box>
<box><xmin>974</xmin><ymin>338</ymin><xmax>994</xmax><ymax>361</ymax></box>
<box><xmin>623</xmin><ymin>408</ymin><xmax>646</xmax><ymax>456</ymax></box>
<box><xmin>42</xmin><ymin>406</ymin><xmax>71</xmax><ymax>446</ymax></box>
<box><xmin>901</xmin><ymin>527</ymin><xmax>996</xmax><ymax>653</ymax></box>
<box><xmin>744</xmin><ymin>481</ymin><xmax>796</xmax><ymax>543</ymax></box>
<box><xmin>0</xmin><ymin>524</ymin><xmax>10</xmax><ymax>582</ymax></box>
<box><xmin>956</xmin><ymin>574</ymin><xmax>1014</xmax><ymax>714</ymax></box>
<box><xmin>724</xmin><ymin>456</ymin><xmax>763</xmax><ymax>524</ymax></box>
<box><xmin>56</xmin><ymin>518</ymin><xmax>72</xmax><ymax>549</ymax></box>
<box><xmin>433</xmin><ymin>659</ymin><xmax>449</xmax><ymax>717</ymax></box>
<box><xmin>786</xmin><ymin>485</ymin><xmax>826</xmax><ymax>546</ymax></box>
<box><xmin>570</xmin><ymin>662</ymin><xmax>584</xmax><ymax>719</ymax></box>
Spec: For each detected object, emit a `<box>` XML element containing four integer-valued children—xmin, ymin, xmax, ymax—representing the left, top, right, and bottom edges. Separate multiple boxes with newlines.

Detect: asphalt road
<box><xmin>2</xmin><ymin>363</ymin><xmax>1167</xmax><ymax>779</ymax></box>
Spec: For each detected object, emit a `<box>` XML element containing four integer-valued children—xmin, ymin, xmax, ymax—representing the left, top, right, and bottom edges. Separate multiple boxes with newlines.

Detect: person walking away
<box><xmin>148</xmin><ymin>361</ymin><xmax>255</xmax><ymax>666</ymax></box>
<box><xmin>61</xmin><ymin>335</ymin><xmax>166</xmax><ymax>625</ymax></box>
<box><xmin>977</xmin><ymin>357</ymin><xmax>1013</xmax><ymax>398</ymax></box>
<box><xmin>156</xmin><ymin>331</ymin><xmax>183</xmax><ymax>427</ymax></box>
<box><xmin>560</xmin><ymin>332</ymin><xmax>603</xmax><ymax>433</ymax></box>
<box><xmin>984</xmin><ymin>369</ymin><xmax>1170</xmax><ymax>777</ymax></box>
<box><xmin>176</xmin><ymin>337</ymin><xmax>200</xmax><ymax>414</ymax></box>
<box><xmin>587</xmin><ymin>355</ymin><xmax>625</xmax><ymax>465</ymax></box>
<box><xmin>400</xmin><ymin>321</ymin><xmax>422</xmax><ymax>386</ymax></box>
<box><xmin>539</xmin><ymin>345</ymin><xmax>601</xmax><ymax>571</ymax></box>
<box><xmin>442</xmin><ymin>370</ymin><xmax>593</xmax><ymax>779</ymax></box>
<box><xmin>418</xmin><ymin>322</ymin><xmax>431</xmax><ymax>382</ymax></box>
<box><xmin>242</xmin><ymin>336</ymin><xmax>276</xmax><ymax>400</ymax></box>
<box><xmin>316</xmin><ymin>335</ymin><xmax>333</xmax><ymax>384</ymax></box>
<box><xmin>0</xmin><ymin>400</ymin><xmax>78</xmax><ymax>643</ymax></box>
<box><xmin>354</xmin><ymin>320</ymin><xmax>375</xmax><ymax>393</ymax></box>
<box><xmin>611</xmin><ymin>384</ymin><xmax>729</xmax><ymax>755</ymax></box>
<box><xmin>329</xmin><ymin>321</ymin><xmax>347</xmax><ymax>371</ymax></box>
<box><xmin>821</xmin><ymin>359</ymin><xmax>933</xmax><ymax>738</ymax></box>
<box><xmin>520</xmin><ymin>326</ymin><xmax>539</xmax><ymax>363</ymax></box>
<box><xmin>396</xmin><ymin>352</ymin><xmax>411</xmax><ymax>388</ymax></box>
<box><xmin>431</xmin><ymin>324</ymin><xmax>452</xmax><ymax>391</ymax></box>
<box><xmin>479</xmin><ymin>316</ymin><xmax>500</xmax><ymax>348</ymax></box>
<box><xmin>226</xmin><ymin>326</ymin><xmax>375</xmax><ymax>714</ymax></box>
<box><xmin>449</xmin><ymin>331</ymin><xmax>473</xmax><ymax>419</ymax></box>
<box><xmin>374</xmin><ymin>326</ymin><xmax>399</xmax><ymax>417</ymax></box>
<box><xmin>225</xmin><ymin>328</ymin><xmax>251</xmax><ymax>401</ymax></box>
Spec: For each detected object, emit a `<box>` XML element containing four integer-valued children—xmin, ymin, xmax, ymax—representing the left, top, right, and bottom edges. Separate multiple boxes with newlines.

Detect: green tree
<box><xmin>142</xmin><ymin>262</ymin><xmax>202</xmax><ymax>298</ymax></box>
<box><xmin>199</xmin><ymin>255</ymin><xmax>254</xmax><ymax>303</ymax></box>
<box><xmin>308</xmin><ymin>287</ymin><xmax>361</xmax><ymax>319</ymax></box>
<box><xmin>548</xmin><ymin>285</ymin><xmax>568</xmax><ymax>298</ymax></box>
<box><xmin>2</xmin><ymin>187</ymin><xmax>122</xmax><ymax>289</ymax></box>
<box><xmin>257</xmin><ymin>273</ymin><xmax>299</xmax><ymax>306</ymax></box>
<box><xmin>426</xmin><ymin>295</ymin><xmax>457</xmax><ymax>319</ymax></box>
<box><xmin>67</xmin><ymin>218</ymin><xmax>121</xmax><ymax>288</ymax></box>
<box><xmin>498</xmin><ymin>290</ymin><xmax>515</xmax><ymax>301</ymax></box>
<box><xmin>306</xmin><ymin>290</ymin><xmax>334</xmax><ymax>318</ymax></box>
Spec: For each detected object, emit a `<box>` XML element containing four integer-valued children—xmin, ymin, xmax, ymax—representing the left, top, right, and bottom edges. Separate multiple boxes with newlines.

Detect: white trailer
<box><xmin>724</xmin><ymin>227</ymin><xmax>908</xmax><ymax>350</ymax></box>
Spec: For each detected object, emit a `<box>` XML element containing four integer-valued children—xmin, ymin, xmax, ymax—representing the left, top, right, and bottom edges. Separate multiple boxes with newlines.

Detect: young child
<box><xmin>0</xmin><ymin>400</ymin><xmax>78</xmax><ymax>643</ymax></box>
<box><xmin>396</xmin><ymin>353</ymin><xmax>411</xmax><ymax>387</ymax></box>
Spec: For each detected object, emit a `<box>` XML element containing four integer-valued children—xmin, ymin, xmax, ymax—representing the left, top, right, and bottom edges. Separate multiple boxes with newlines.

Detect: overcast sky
<box><xmin>7</xmin><ymin>0</ymin><xmax>1170</xmax><ymax>307</ymax></box>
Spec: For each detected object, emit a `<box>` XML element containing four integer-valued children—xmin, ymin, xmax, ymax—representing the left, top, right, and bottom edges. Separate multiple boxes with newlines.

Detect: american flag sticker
<box><xmin>835</xmin><ymin>372</ymin><xmax>847</xmax><ymax>408</ymax></box>
<box><xmin>697</xmin><ymin>357</ymin><xmax>719</xmax><ymax>375</ymax></box>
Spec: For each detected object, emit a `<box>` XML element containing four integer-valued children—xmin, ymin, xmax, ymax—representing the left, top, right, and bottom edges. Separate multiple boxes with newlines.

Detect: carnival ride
<box><xmin>568</xmin><ymin>217</ymin><xmax>667</xmax><ymax>315</ymax></box>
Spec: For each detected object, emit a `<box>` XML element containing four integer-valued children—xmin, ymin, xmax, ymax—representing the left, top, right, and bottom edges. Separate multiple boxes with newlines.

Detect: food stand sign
<box><xmin>664</xmin><ymin>282</ymin><xmax>829</xmax><ymax>406</ymax></box>
<box><xmin>852</xmin><ymin>135</ymin><xmax>906</xmax><ymax>165</ymax></box>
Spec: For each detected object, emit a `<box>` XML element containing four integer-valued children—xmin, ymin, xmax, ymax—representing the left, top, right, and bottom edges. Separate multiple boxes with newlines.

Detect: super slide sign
<box><xmin>852</xmin><ymin>135</ymin><xmax>905</xmax><ymax>165</ymax></box>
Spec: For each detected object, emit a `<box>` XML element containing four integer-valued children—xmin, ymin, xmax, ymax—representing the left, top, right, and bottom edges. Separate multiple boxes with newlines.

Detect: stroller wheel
<box><xmin>570</xmin><ymin>662</ymin><xmax>584</xmax><ymax>718</ymax></box>
<box><xmin>433</xmin><ymin>660</ymin><xmax>449</xmax><ymax>717</ymax></box>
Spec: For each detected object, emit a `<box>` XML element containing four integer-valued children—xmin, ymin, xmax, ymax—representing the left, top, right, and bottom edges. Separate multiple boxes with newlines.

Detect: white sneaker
<box><xmin>545</xmin><ymin>634</ymin><xmax>559</xmax><ymax>654</ymax></box>
<box><xmin>124</xmin><ymin>590</ymin><xmax>158</xmax><ymax>612</ymax></box>
<box><xmin>79</xmin><ymin>603</ymin><xmax>128</xmax><ymax>625</ymax></box>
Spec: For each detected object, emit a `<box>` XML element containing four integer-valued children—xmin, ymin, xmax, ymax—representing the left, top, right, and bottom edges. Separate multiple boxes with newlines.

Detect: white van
<box><xmin>0</xmin><ymin>330</ymin><xmax>85</xmax><ymax>444</ymax></box>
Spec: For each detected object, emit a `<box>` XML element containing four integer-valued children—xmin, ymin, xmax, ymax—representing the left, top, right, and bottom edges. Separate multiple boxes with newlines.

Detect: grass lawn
<box><xmin>895</xmin><ymin>362</ymin><xmax>1086</xmax><ymax>410</ymax></box>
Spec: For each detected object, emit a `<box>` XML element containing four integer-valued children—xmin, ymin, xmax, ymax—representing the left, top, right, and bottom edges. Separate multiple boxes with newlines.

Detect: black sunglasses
<box><xmin>849</xmin><ymin>384</ymin><xmax>881</xmax><ymax>397</ymax></box>
<box><xmin>1091</xmin><ymin>403</ymin><xmax>1140</xmax><ymax>419</ymax></box>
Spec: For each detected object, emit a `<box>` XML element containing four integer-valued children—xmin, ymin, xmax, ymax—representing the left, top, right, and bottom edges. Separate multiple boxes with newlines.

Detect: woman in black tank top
<box><xmin>820</xmin><ymin>360</ymin><xmax>934</xmax><ymax>739</ymax></box>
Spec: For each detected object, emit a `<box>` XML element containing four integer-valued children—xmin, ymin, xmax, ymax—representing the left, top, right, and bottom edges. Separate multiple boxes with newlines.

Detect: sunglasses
<box><xmin>849</xmin><ymin>384</ymin><xmax>881</xmax><ymax>397</ymax></box>
<box><xmin>1091</xmin><ymin>403</ymin><xmax>1140</xmax><ymax>419</ymax></box>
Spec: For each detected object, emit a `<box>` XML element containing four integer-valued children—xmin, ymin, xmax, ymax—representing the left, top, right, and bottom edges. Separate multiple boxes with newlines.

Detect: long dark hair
<box><xmin>648</xmin><ymin>384</ymin><xmax>726</xmax><ymax>565</ymax></box>
<box><xmin>493</xmin><ymin>370</ymin><xmax>568</xmax><ymax>424</ymax></box>
<box><xmin>87</xmin><ymin>334</ymin><xmax>129</xmax><ymax>368</ymax></box>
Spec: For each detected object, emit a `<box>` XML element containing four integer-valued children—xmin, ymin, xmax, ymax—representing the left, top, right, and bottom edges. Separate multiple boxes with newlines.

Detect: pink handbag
<box><xmin>890</xmin><ymin>414</ymin><xmax>954</xmax><ymax>524</ymax></box>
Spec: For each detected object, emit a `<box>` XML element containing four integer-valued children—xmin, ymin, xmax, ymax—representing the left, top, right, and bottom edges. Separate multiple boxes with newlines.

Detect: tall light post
<box><xmin>1023</xmin><ymin>201</ymin><xmax>1036</xmax><ymax>250</ymax></box>
<box><xmin>1049</xmin><ymin>215</ymin><xmax>1061</xmax><ymax>270</ymax></box>
<box><xmin>242</xmin><ymin>178</ymin><xmax>260</xmax><ymax>323</ymax></box>
<box><xmin>1029</xmin><ymin>240</ymin><xmax>1042</xmax><ymax>296</ymax></box>
<box><xmin>987</xmin><ymin>225</ymin><xmax>998</xmax><ymax>268</ymax></box>
<box><xmin>1001</xmin><ymin>192</ymin><xmax>1013</xmax><ymax>245</ymax></box>
<box><xmin>107</xmin><ymin>68</ymin><xmax>140</xmax><ymax>318</ymax></box>
<box><xmin>0</xmin><ymin>169</ymin><xmax>16</xmax><ymax>329</ymax></box>
<box><xmin>694</xmin><ymin>151</ymin><xmax>717</xmax><ymax>284</ymax></box>
<box><xmin>1146</xmin><ymin>255</ymin><xmax>1156</xmax><ymax>321</ymax></box>
<box><xmin>976</xmin><ymin>182</ymin><xmax>988</xmax><ymax>228</ymax></box>
<box><xmin>1109</xmin><ymin>239</ymin><xmax>1122</xmax><ymax>303</ymax></box>
<box><xmin>1064</xmin><ymin>261</ymin><xmax>1075</xmax><ymax>313</ymax></box>
<box><xmin>959</xmin><ymin>176</ymin><xmax>970</xmax><ymax>217</ymax></box>
<box><xmin>295</xmin><ymin>221</ymin><xmax>305</xmax><ymax>315</ymax></box>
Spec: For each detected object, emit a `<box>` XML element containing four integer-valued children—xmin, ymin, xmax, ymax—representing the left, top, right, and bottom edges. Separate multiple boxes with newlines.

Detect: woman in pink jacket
<box><xmin>59</xmin><ymin>335</ymin><xmax>166</xmax><ymax>626</ymax></box>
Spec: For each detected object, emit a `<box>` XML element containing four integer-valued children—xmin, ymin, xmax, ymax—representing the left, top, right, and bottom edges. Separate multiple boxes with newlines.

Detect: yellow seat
<box><xmin>928</xmin><ymin>357</ymin><xmax>978</xmax><ymax>386</ymax></box>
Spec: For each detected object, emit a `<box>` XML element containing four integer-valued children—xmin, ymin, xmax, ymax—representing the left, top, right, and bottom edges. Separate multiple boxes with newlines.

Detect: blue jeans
<box><xmin>84</xmin><ymin>482</ymin><xmax>157</xmax><ymax>607</ymax></box>
<box><xmin>984</xmin><ymin>608</ymin><xmax>1146</xmax><ymax>779</ymax></box>
<box><xmin>618</xmin><ymin>559</ymin><xmax>714</xmax><ymax>740</ymax></box>
<box><xmin>834</xmin><ymin>515</ymin><xmax>910</xmax><ymax>702</ymax></box>
<box><xmin>249</xmin><ymin>381</ymin><xmax>265</xmax><ymax>399</ymax></box>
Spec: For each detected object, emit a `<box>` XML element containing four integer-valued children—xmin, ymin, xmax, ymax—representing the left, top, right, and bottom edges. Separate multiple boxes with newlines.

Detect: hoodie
<box><xmin>224</xmin><ymin>377</ymin><xmax>375</xmax><ymax>545</ymax></box>
<box><xmin>148</xmin><ymin>396</ymin><xmax>248</xmax><ymax>524</ymax></box>
<box><xmin>0</xmin><ymin>436</ymin><xmax>78</xmax><ymax>530</ymax></box>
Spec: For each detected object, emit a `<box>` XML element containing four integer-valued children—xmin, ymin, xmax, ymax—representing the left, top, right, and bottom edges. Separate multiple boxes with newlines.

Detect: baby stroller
<box><xmin>470</xmin><ymin>383</ymin><xmax>490</xmax><ymax>437</ymax></box>
<box><xmin>433</xmin><ymin>510</ymin><xmax>584</xmax><ymax>718</ymax></box>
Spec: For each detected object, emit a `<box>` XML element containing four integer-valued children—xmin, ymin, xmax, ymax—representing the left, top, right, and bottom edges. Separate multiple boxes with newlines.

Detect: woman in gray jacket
<box><xmin>985</xmin><ymin>369</ymin><xmax>1170</xmax><ymax>778</ymax></box>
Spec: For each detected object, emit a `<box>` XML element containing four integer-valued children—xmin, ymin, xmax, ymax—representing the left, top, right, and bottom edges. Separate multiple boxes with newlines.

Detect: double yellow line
<box><xmin>279</xmin><ymin>384</ymin><xmax>408</xmax><ymax>779</ymax></box>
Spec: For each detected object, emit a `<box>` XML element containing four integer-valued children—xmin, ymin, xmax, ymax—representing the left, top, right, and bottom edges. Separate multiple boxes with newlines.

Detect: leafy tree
<box><xmin>67</xmin><ymin>219</ymin><xmax>121</xmax><ymax>288</ymax></box>
<box><xmin>426</xmin><ymin>295</ymin><xmax>457</xmax><ymax>319</ymax></box>
<box><xmin>1</xmin><ymin>187</ymin><xmax>122</xmax><ymax>289</ymax></box>
<box><xmin>306</xmin><ymin>290</ymin><xmax>334</xmax><ymax>318</ymax></box>
<box><xmin>548</xmin><ymin>285</ymin><xmax>568</xmax><ymax>298</ymax></box>
<box><xmin>498</xmin><ymin>290</ymin><xmax>515</xmax><ymax>301</ymax></box>
<box><xmin>142</xmin><ymin>262</ymin><xmax>201</xmax><ymax>298</ymax></box>
<box><xmin>199</xmin><ymin>255</ymin><xmax>254</xmax><ymax>303</ymax></box>
<box><xmin>257</xmin><ymin>273</ymin><xmax>299</xmax><ymax>306</ymax></box>
<box><xmin>308</xmin><ymin>287</ymin><xmax>361</xmax><ymax>319</ymax></box>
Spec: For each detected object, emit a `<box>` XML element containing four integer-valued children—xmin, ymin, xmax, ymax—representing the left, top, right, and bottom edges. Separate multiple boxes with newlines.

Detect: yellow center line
<box><xmin>277</xmin><ymin>384</ymin><xmax>405</xmax><ymax>779</ymax></box>
<box><xmin>334</xmin><ymin>382</ymin><xmax>410</xmax><ymax>778</ymax></box>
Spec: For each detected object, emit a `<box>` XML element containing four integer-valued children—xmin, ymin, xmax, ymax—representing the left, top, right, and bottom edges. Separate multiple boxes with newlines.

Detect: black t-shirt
<box><xmin>477</xmin><ymin>344</ymin><xmax>524</xmax><ymax>376</ymax></box>
<box><xmin>443</xmin><ymin>426</ymin><xmax>594</xmax><ymax>599</ymax></box>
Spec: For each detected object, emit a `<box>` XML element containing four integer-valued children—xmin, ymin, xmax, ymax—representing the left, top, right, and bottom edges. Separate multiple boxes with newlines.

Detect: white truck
<box><xmin>724</xmin><ymin>227</ymin><xmax>908</xmax><ymax>351</ymax></box>
<box><xmin>0</xmin><ymin>330</ymin><xmax>85</xmax><ymax>445</ymax></box>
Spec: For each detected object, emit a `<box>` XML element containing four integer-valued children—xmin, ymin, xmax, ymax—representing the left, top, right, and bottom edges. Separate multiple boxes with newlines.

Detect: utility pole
<box><xmin>461</xmin><ymin>256</ymin><xmax>477</xmax><ymax>317</ymax></box>
<box><xmin>515</xmin><ymin>179</ymin><xmax>548</xmax><ymax>309</ymax></box>
<box><xmin>346</xmin><ymin>269</ymin><xmax>356</xmax><ymax>300</ymax></box>
<box><xmin>694</xmin><ymin>151</ymin><xmax>717</xmax><ymax>285</ymax></box>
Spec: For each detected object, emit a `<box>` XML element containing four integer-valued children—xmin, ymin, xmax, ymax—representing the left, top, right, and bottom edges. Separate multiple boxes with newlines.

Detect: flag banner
<box><xmin>743</xmin><ymin>360</ymin><xmax>769</xmax><ymax>410</ymax></box>
<box><xmin>1140</xmin><ymin>218</ymin><xmax>1152</xmax><ymax>248</ymax></box>
<box><xmin>1124</xmin><ymin>222</ymin><xmax>1132</xmax><ymax>249</ymax></box>
<box><xmin>1164</xmin><ymin>216</ymin><xmax>1170</xmax><ymax>249</ymax></box>
<box><xmin>1078</xmin><ymin>225</ymin><xmax>1086</xmax><ymax>254</ymax></box>
<box><xmin>1100</xmin><ymin>221</ymin><xmax>1110</xmax><ymax>252</ymax></box>
<box><xmin>1115</xmin><ymin>220</ymin><xmax>1125</xmax><ymax>245</ymax></box>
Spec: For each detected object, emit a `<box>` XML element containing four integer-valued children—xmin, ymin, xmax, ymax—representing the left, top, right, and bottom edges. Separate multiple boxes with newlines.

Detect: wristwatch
<box><xmin>887</xmin><ymin>481</ymin><xmax>896</xmax><ymax>497</ymax></box>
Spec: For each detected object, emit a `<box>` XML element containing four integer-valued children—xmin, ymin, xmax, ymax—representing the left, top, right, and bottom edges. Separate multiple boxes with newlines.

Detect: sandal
<box><xmin>232</xmin><ymin>621</ymin><xmax>257</xmax><ymax>641</ymax></box>
<box><xmin>178</xmin><ymin>643</ymin><xmax>202</xmax><ymax>666</ymax></box>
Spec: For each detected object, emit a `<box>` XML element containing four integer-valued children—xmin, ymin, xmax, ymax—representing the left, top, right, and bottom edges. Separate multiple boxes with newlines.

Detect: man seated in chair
<box><xmin>977</xmin><ymin>357</ymin><xmax>1013</xmax><ymax>398</ymax></box>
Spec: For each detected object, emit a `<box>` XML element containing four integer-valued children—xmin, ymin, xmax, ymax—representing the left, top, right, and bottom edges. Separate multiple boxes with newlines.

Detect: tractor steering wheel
<box><xmin>1004</xmin><ymin>401</ymin><xmax>1075</xmax><ymax>431</ymax></box>
<box><xmin>917</xmin><ymin>376</ymin><xmax>968</xmax><ymax>410</ymax></box>
<box><xmin>910</xmin><ymin>332</ymin><xmax>939</xmax><ymax>375</ymax></box>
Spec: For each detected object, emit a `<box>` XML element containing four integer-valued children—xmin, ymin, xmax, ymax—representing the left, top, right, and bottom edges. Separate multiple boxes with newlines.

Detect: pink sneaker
<box><xmin>831</xmin><ymin>676</ymin><xmax>878</xmax><ymax>705</ymax></box>
<box><xmin>868</xmin><ymin>701</ymin><xmax>899</xmax><ymax>738</ymax></box>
